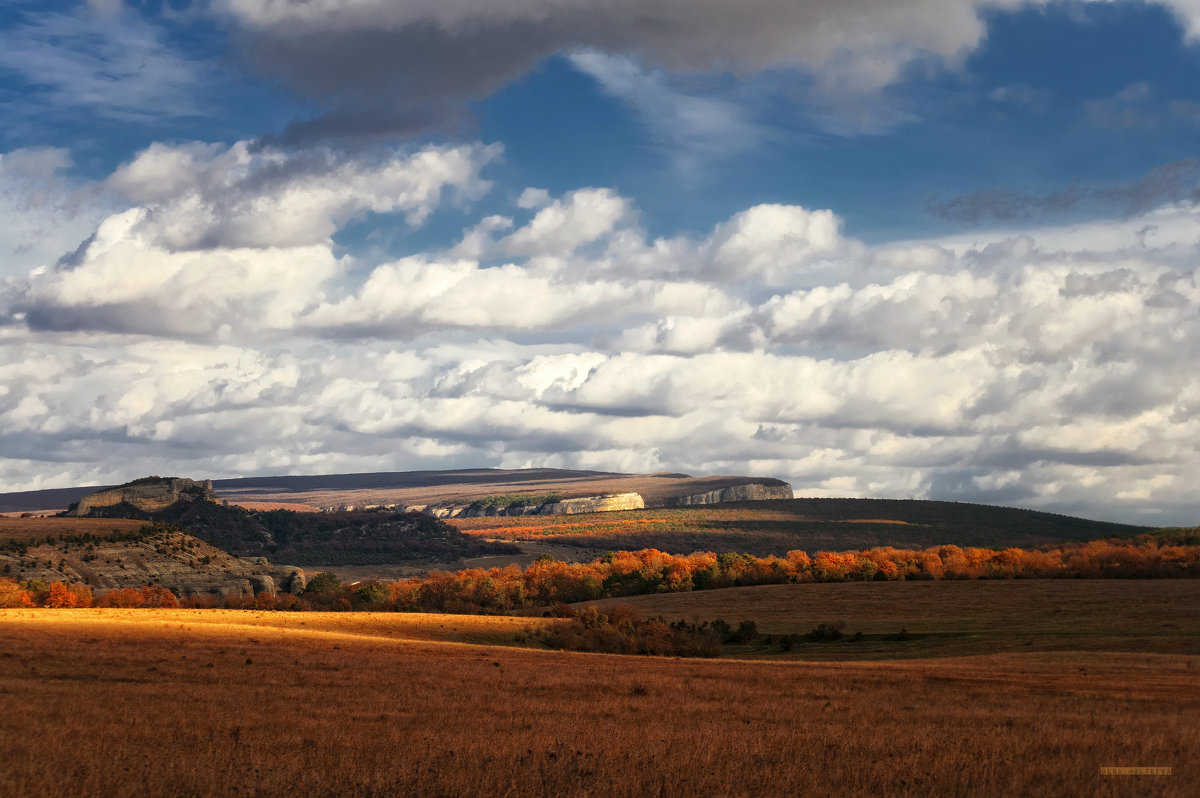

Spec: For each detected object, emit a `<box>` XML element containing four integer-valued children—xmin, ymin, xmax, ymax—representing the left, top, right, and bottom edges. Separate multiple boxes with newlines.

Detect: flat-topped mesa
<box><xmin>669</xmin><ymin>481</ymin><xmax>794</xmax><ymax>507</ymax></box>
<box><xmin>67</xmin><ymin>476</ymin><xmax>221</xmax><ymax>517</ymax></box>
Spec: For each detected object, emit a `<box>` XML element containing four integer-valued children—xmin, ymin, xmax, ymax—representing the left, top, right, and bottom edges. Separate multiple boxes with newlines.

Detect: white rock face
<box><xmin>671</xmin><ymin>482</ymin><xmax>794</xmax><ymax>506</ymax></box>
<box><xmin>68</xmin><ymin>477</ymin><xmax>220</xmax><ymax>516</ymax></box>
<box><xmin>540</xmin><ymin>493</ymin><xmax>646</xmax><ymax>515</ymax></box>
<box><xmin>426</xmin><ymin>492</ymin><xmax>646</xmax><ymax>518</ymax></box>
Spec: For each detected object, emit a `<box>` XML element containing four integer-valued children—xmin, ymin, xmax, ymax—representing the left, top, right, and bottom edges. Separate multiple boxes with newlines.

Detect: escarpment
<box><xmin>423</xmin><ymin>492</ymin><xmax>646</xmax><ymax>518</ymax></box>
<box><xmin>669</xmin><ymin>482</ymin><xmax>795</xmax><ymax>506</ymax></box>
<box><xmin>67</xmin><ymin>477</ymin><xmax>222</xmax><ymax>517</ymax></box>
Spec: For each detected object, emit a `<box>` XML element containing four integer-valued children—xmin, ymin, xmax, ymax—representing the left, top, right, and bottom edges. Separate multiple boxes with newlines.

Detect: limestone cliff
<box><xmin>540</xmin><ymin>493</ymin><xmax>646</xmax><ymax>515</ymax></box>
<box><xmin>670</xmin><ymin>482</ymin><xmax>794</xmax><ymax>506</ymax></box>
<box><xmin>68</xmin><ymin>477</ymin><xmax>222</xmax><ymax>517</ymax></box>
<box><xmin>426</xmin><ymin>492</ymin><xmax>645</xmax><ymax>518</ymax></box>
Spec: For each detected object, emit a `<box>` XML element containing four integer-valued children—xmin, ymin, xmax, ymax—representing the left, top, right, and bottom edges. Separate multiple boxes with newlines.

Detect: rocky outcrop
<box><xmin>0</xmin><ymin>523</ymin><xmax>303</xmax><ymax>598</ymax></box>
<box><xmin>670</xmin><ymin>482</ymin><xmax>794</xmax><ymax>506</ymax></box>
<box><xmin>426</xmin><ymin>492</ymin><xmax>645</xmax><ymax>518</ymax></box>
<box><xmin>542</xmin><ymin>493</ymin><xmax>645</xmax><ymax>514</ymax></box>
<box><xmin>67</xmin><ymin>477</ymin><xmax>221</xmax><ymax>517</ymax></box>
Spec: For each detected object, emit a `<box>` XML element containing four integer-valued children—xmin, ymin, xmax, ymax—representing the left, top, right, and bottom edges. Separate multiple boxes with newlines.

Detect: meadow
<box><xmin>584</xmin><ymin>578</ymin><xmax>1200</xmax><ymax>659</ymax></box>
<box><xmin>2</xmin><ymin>583</ymin><xmax>1198</xmax><ymax>796</ymax></box>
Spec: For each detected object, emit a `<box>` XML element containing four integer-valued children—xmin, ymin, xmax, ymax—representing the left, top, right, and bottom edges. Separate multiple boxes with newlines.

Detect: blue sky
<box><xmin>2</xmin><ymin>0</ymin><xmax>1200</xmax><ymax>524</ymax></box>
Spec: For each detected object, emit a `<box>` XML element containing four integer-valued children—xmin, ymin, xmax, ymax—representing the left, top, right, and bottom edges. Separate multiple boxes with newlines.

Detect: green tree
<box><xmin>304</xmin><ymin>571</ymin><xmax>342</xmax><ymax>595</ymax></box>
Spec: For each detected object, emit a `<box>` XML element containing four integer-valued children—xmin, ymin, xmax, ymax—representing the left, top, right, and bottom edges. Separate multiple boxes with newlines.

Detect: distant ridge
<box><xmin>212</xmin><ymin>468</ymin><xmax>623</xmax><ymax>493</ymax></box>
<box><xmin>0</xmin><ymin>468</ymin><xmax>785</xmax><ymax>513</ymax></box>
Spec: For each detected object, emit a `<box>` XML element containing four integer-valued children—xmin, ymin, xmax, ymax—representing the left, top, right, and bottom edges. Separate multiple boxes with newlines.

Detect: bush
<box><xmin>805</xmin><ymin>622</ymin><xmax>844</xmax><ymax>642</ymax></box>
<box><xmin>734</xmin><ymin>620</ymin><xmax>758</xmax><ymax>644</ymax></box>
<box><xmin>542</xmin><ymin>605</ymin><xmax>720</xmax><ymax>657</ymax></box>
<box><xmin>354</xmin><ymin>582</ymin><xmax>390</xmax><ymax>608</ymax></box>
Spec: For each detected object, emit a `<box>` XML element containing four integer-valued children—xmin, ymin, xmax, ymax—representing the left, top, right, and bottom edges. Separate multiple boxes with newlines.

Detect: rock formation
<box><xmin>67</xmin><ymin>477</ymin><xmax>222</xmax><ymax>517</ymax></box>
<box><xmin>0</xmin><ymin>523</ymin><xmax>303</xmax><ymax>598</ymax></box>
<box><xmin>424</xmin><ymin>492</ymin><xmax>646</xmax><ymax>518</ymax></box>
<box><xmin>542</xmin><ymin>493</ymin><xmax>646</xmax><ymax>514</ymax></box>
<box><xmin>670</xmin><ymin>482</ymin><xmax>794</xmax><ymax>506</ymax></box>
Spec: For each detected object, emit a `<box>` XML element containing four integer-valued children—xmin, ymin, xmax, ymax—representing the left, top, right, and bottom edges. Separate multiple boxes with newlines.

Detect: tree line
<box><xmin>2</xmin><ymin>532</ymin><xmax>1196</xmax><ymax>612</ymax></box>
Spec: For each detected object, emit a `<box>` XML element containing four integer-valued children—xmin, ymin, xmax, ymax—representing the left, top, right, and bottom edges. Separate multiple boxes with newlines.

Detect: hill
<box><xmin>66</xmin><ymin>477</ymin><xmax>520</xmax><ymax>567</ymax></box>
<box><xmin>450</xmin><ymin>497</ymin><xmax>1155</xmax><ymax>556</ymax></box>
<box><xmin>0</xmin><ymin>517</ymin><xmax>299</xmax><ymax>597</ymax></box>
<box><xmin>0</xmin><ymin>468</ymin><xmax>793</xmax><ymax>514</ymax></box>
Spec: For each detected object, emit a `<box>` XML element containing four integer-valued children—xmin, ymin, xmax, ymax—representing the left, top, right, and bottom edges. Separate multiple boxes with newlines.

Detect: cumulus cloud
<box><xmin>105</xmin><ymin>140</ymin><xmax>500</xmax><ymax>249</ymax></box>
<box><xmin>497</xmin><ymin>188</ymin><xmax>633</xmax><ymax>257</ymax></box>
<box><xmin>3</xmin><ymin>141</ymin><xmax>499</xmax><ymax>339</ymax></box>
<box><xmin>0</xmin><ymin>147</ymin><xmax>110</xmax><ymax>278</ymax></box>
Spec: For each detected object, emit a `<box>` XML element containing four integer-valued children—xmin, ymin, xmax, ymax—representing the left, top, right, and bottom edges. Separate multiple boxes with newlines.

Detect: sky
<box><xmin>2</xmin><ymin>0</ymin><xmax>1200</xmax><ymax>525</ymax></box>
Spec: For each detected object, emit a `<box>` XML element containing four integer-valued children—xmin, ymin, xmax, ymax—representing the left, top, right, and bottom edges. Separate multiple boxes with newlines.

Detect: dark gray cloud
<box><xmin>213</xmin><ymin>0</ymin><xmax>1011</xmax><ymax>142</ymax></box>
<box><xmin>927</xmin><ymin>184</ymin><xmax>1086</xmax><ymax>224</ymax></box>
<box><xmin>928</xmin><ymin>158</ymin><xmax>1200</xmax><ymax>224</ymax></box>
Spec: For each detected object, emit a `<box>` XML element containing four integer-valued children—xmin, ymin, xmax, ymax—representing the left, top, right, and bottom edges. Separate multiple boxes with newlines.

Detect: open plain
<box><xmin>2</xmin><ymin>583</ymin><xmax>1198</xmax><ymax>796</ymax></box>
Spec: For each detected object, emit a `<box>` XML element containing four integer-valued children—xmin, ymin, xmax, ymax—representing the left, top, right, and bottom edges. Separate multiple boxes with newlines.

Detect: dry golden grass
<box><xmin>227</xmin><ymin>501</ymin><xmax>321</xmax><ymax>512</ymax></box>
<box><xmin>587</xmin><ymin>579</ymin><xmax>1200</xmax><ymax>659</ymax></box>
<box><xmin>1</xmin><ymin>607</ymin><xmax>1197</xmax><ymax>796</ymax></box>
<box><xmin>0</xmin><ymin>516</ymin><xmax>145</xmax><ymax>541</ymax></box>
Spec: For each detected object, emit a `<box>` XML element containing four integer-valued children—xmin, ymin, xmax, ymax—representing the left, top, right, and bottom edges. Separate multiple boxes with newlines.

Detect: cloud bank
<box><xmin>2</xmin><ymin>139</ymin><xmax>1199</xmax><ymax>524</ymax></box>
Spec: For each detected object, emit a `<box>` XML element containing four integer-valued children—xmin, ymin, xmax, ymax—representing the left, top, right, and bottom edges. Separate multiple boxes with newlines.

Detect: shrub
<box><xmin>806</xmin><ymin>623</ymin><xmax>844</xmax><ymax>642</ymax></box>
<box><xmin>0</xmin><ymin>578</ymin><xmax>34</xmax><ymax>608</ymax></box>
<box><xmin>734</xmin><ymin>620</ymin><xmax>758</xmax><ymax>644</ymax></box>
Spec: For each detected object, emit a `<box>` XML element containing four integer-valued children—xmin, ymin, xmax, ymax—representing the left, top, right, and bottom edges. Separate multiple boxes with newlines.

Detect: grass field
<box><xmin>584</xmin><ymin>579</ymin><xmax>1200</xmax><ymax>660</ymax></box>
<box><xmin>2</xmin><ymin>581</ymin><xmax>1198</xmax><ymax>796</ymax></box>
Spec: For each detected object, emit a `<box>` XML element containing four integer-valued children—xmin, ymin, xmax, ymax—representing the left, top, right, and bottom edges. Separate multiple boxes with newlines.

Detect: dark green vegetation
<box><xmin>469</xmin><ymin>492</ymin><xmax>563</xmax><ymax>510</ymax></box>
<box><xmin>76</xmin><ymin>500</ymin><xmax>518</xmax><ymax>566</ymax></box>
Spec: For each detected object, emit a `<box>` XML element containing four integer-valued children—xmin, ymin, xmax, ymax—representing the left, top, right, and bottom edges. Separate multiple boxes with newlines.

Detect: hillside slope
<box><xmin>69</xmin><ymin>477</ymin><xmax>520</xmax><ymax>566</ymax></box>
<box><xmin>0</xmin><ymin>518</ymin><xmax>297</xmax><ymax>596</ymax></box>
<box><xmin>450</xmin><ymin>497</ymin><xmax>1155</xmax><ymax>556</ymax></box>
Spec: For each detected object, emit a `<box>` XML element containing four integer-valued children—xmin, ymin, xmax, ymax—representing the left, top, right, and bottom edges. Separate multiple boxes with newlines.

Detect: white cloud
<box><xmin>107</xmin><ymin>140</ymin><xmax>500</xmax><ymax>249</ymax></box>
<box><xmin>498</xmin><ymin>188</ymin><xmax>633</xmax><ymax>257</ymax></box>
<box><xmin>0</xmin><ymin>147</ymin><xmax>110</xmax><ymax>278</ymax></box>
<box><xmin>704</xmin><ymin>204</ymin><xmax>851</xmax><ymax>284</ymax></box>
<box><xmin>5</xmin><ymin>141</ymin><xmax>499</xmax><ymax>339</ymax></box>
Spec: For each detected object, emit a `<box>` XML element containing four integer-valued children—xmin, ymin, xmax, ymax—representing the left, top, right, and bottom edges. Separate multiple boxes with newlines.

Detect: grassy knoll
<box><xmin>1</xmin><ymin>607</ymin><xmax>1197</xmax><ymax>796</ymax></box>
<box><xmin>584</xmin><ymin>579</ymin><xmax>1200</xmax><ymax>660</ymax></box>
